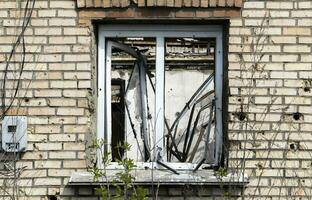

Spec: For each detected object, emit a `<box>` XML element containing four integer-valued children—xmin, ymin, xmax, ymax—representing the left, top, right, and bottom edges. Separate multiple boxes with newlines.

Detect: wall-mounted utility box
<box><xmin>2</xmin><ymin>116</ymin><xmax>27</xmax><ymax>152</ymax></box>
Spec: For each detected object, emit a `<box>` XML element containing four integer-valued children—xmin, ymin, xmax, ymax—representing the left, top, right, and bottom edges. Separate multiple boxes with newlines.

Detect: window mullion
<box><xmin>97</xmin><ymin>35</ymin><xmax>105</xmax><ymax>169</ymax></box>
<box><xmin>214</xmin><ymin>35</ymin><xmax>223</xmax><ymax>166</ymax></box>
<box><xmin>105</xmin><ymin>41</ymin><xmax>112</xmax><ymax>159</ymax></box>
<box><xmin>154</xmin><ymin>36</ymin><xmax>165</xmax><ymax>160</ymax></box>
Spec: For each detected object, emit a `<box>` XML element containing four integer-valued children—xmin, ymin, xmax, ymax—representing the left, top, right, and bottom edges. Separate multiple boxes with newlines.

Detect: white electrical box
<box><xmin>2</xmin><ymin>116</ymin><xmax>27</xmax><ymax>152</ymax></box>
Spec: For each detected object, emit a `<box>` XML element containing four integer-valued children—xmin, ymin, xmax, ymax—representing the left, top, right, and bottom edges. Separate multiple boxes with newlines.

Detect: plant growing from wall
<box><xmin>88</xmin><ymin>139</ymin><xmax>148</xmax><ymax>200</ymax></box>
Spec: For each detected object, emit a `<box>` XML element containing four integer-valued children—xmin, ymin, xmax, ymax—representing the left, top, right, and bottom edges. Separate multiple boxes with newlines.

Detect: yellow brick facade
<box><xmin>0</xmin><ymin>0</ymin><xmax>311</xmax><ymax>199</ymax></box>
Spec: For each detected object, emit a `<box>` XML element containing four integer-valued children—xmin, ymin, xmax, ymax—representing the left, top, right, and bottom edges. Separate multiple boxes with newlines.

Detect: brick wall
<box><xmin>0</xmin><ymin>1</ymin><xmax>91</xmax><ymax>198</ymax></box>
<box><xmin>76</xmin><ymin>0</ymin><xmax>242</xmax><ymax>8</ymax></box>
<box><xmin>228</xmin><ymin>1</ymin><xmax>312</xmax><ymax>198</ymax></box>
<box><xmin>0</xmin><ymin>0</ymin><xmax>311</xmax><ymax>199</ymax></box>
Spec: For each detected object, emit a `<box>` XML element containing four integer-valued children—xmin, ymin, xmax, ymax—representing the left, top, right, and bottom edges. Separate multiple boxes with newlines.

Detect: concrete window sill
<box><xmin>69</xmin><ymin>170</ymin><xmax>248</xmax><ymax>186</ymax></box>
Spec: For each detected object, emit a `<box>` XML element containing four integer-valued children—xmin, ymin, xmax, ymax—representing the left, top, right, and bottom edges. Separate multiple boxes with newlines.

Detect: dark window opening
<box><xmin>111</xmin><ymin>79</ymin><xmax>125</xmax><ymax>161</ymax></box>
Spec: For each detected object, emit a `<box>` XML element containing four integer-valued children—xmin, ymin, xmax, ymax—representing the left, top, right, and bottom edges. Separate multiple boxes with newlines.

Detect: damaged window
<box><xmin>98</xmin><ymin>25</ymin><xmax>224</xmax><ymax>172</ymax></box>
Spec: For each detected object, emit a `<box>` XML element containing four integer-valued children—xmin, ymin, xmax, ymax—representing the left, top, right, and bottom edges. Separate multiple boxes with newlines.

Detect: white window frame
<box><xmin>97</xmin><ymin>25</ymin><xmax>223</xmax><ymax>169</ymax></box>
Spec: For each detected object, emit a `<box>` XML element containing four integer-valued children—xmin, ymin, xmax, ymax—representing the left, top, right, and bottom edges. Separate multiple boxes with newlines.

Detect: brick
<box><xmin>49</xmin><ymin>151</ymin><xmax>76</xmax><ymax>159</ymax></box>
<box><xmin>218</xmin><ymin>0</ymin><xmax>226</xmax><ymax>7</ymax></box>
<box><xmin>44</xmin><ymin>45</ymin><xmax>71</xmax><ymax>53</ymax></box>
<box><xmin>34</xmin><ymin>143</ymin><xmax>62</xmax><ymax>151</ymax></box>
<box><xmin>35</xmin><ymin>28</ymin><xmax>62</xmax><ymax>35</ymax></box>
<box><xmin>50</xmin><ymin>1</ymin><xmax>75</xmax><ymax>8</ymax></box>
<box><xmin>28</xmin><ymin>134</ymin><xmax>48</xmax><ymax>142</ymax></box>
<box><xmin>49</xmin><ymin>134</ymin><xmax>76</xmax><ymax>142</ymax></box>
<box><xmin>36</xmin><ymin>72</ymin><xmax>63</xmax><ymax>80</ymax></box>
<box><xmin>64</xmin><ymin>125</ymin><xmax>88</xmax><ymax>133</ymax></box>
<box><xmin>49</xmin><ymin>117</ymin><xmax>77</xmax><ymax>124</ymax></box>
<box><xmin>77</xmin><ymin>0</ymin><xmax>86</xmax><ymax>7</ymax></box>
<box><xmin>209</xmin><ymin>0</ymin><xmax>216</xmax><ymax>7</ymax></box>
<box><xmin>64</xmin><ymin>54</ymin><xmax>91</xmax><ymax>62</ymax></box>
<box><xmin>23</xmin><ymin>81</ymin><xmax>49</xmax><ymax>89</ymax></box>
<box><xmin>234</xmin><ymin>0</ymin><xmax>242</xmax><ymax>7</ymax></box>
<box><xmin>269</xmin><ymin>19</ymin><xmax>296</xmax><ymax>26</ymax></box>
<box><xmin>78</xmin><ymin>81</ymin><xmax>91</xmax><ymax>88</ymax></box>
<box><xmin>35</xmin><ymin>89</ymin><xmax>62</xmax><ymax>97</ymax></box>
<box><xmin>214</xmin><ymin>10</ymin><xmax>240</xmax><ymax>18</ymax></box>
<box><xmin>298</xmin><ymin>19</ymin><xmax>312</xmax><ymax>26</ymax></box>
<box><xmin>57</xmin><ymin>10</ymin><xmax>78</xmax><ymax>17</ymax></box>
<box><xmin>270</xmin><ymin>88</ymin><xmax>297</xmax><ymax>96</ymax></box>
<box><xmin>291</xmin><ymin>10</ymin><xmax>312</xmax><ymax>17</ymax></box>
<box><xmin>175</xmin><ymin>10</ymin><xmax>195</xmax><ymax>18</ymax></box>
<box><xmin>269</xmin><ymin>10</ymin><xmax>289</xmax><ymax>18</ymax></box>
<box><xmin>79</xmin><ymin>10</ymin><xmax>106</xmax><ymax>18</ymax></box>
<box><xmin>242</xmin><ymin>10</ymin><xmax>266</xmax><ymax>18</ymax></box>
<box><xmin>271</xmin><ymin>71</ymin><xmax>298</xmax><ymax>79</ymax></box>
<box><xmin>34</xmin><ymin>178</ymin><xmax>61</xmax><ymax>186</ymax></box>
<box><xmin>38</xmin><ymin>10</ymin><xmax>56</xmax><ymax>17</ymax></box>
<box><xmin>72</xmin><ymin>45</ymin><xmax>90</xmax><ymax>53</ymax></box>
<box><xmin>48</xmin><ymin>98</ymin><xmax>76</xmax><ymax>107</ymax></box>
<box><xmin>103</xmin><ymin>0</ymin><xmax>110</xmax><ymax>7</ymax></box>
<box><xmin>267</xmin><ymin>2</ymin><xmax>293</xmax><ymax>9</ymax></box>
<box><xmin>244</xmin><ymin>2</ymin><xmax>264</xmax><ymax>8</ymax></box>
<box><xmin>57</xmin><ymin>108</ymin><xmax>84</xmax><ymax>116</ymax></box>
<box><xmin>94</xmin><ymin>0</ymin><xmax>102</xmax><ymax>7</ymax></box>
<box><xmin>35</xmin><ymin>125</ymin><xmax>61</xmax><ymax>133</ymax></box>
<box><xmin>301</xmin><ymin>55</ymin><xmax>312</xmax><ymax>62</ymax></box>
<box><xmin>254</xmin><ymin>97</ymin><xmax>282</xmax><ymax>105</ymax></box>
<box><xmin>21</xmin><ymin>188</ymin><xmax>48</xmax><ymax>195</ymax></box>
<box><xmin>21</xmin><ymin>169</ymin><xmax>47</xmax><ymax>178</ymax></box>
<box><xmin>285</xmin><ymin>97</ymin><xmax>311</xmax><ymax>105</ymax></box>
<box><xmin>48</xmin><ymin>169</ymin><xmax>74</xmax><ymax>177</ymax></box>
<box><xmin>78</xmin><ymin>99</ymin><xmax>89</xmax><ymax>107</ymax></box>
<box><xmin>63</xmin><ymin>160</ymin><xmax>87</xmax><ymax>168</ymax></box>
<box><xmin>299</xmin><ymin>1</ymin><xmax>312</xmax><ymax>8</ymax></box>
<box><xmin>28</xmin><ymin>117</ymin><xmax>49</xmax><ymax>125</ymax></box>
<box><xmin>64</xmin><ymin>72</ymin><xmax>91</xmax><ymax>79</ymax></box>
<box><xmin>63</xmin><ymin>143</ymin><xmax>85</xmax><ymax>150</ymax></box>
<box><xmin>28</xmin><ymin>107</ymin><xmax>56</xmax><ymax>116</ymax></box>
<box><xmin>22</xmin><ymin>97</ymin><xmax>46</xmax><ymax>107</ymax></box>
<box><xmin>299</xmin><ymin>37</ymin><xmax>312</xmax><ymax>44</ymax></box>
<box><xmin>49</xmin><ymin>18</ymin><xmax>76</xmax><ymax>26</ymax></box>
<box><xmin>22</xmin><ymin>152</ymin><xmax>48</xmax><ymax>160</ymax></box>
<box><xmin>0</xmin><ymin>2</ymin><xmax>16</xmax><ymax>8</ymax></box>
<box><xmin>49</xmin><ymin>36</ymin><xmax>76</xmax><ymax>44</ymax></box>
<box><xmin>285</xmin><ymin>63</ymin><xmax>311</xmax><ymax>71</ymax></box>
<box><xmin>230</xmin><ymin>28</ymin><xmax>251</xmax><ymax>35</ymax></box>
<box><xmin>284</xmin><ymin>79</ymin><xmax>304</xmax><ymax>87</ymax></box>
<box><xmin>272</xmin><ymin>55</ymin><xmax>298</xmax><ymax>62</ymax></box>
<box><xmin>51</xmin><ymin>81</ymin><xmax>77</xmax><ymax>88</ymax></box>
<box><xmin>270</xmin><ymin>36</ymin><xmax>296</xmax><ymax>44</ymax></box>
<box><xmin>283</xmin><ymin>45</ymin><xmax>310</xmax><ymax>53</ymax></box>
<box><xmin>49</xmin><ymin>63</ymin><xmax>76</xmax><ymax>70</ymax></box>
<box><xmin>78</xmin><ymin>36</ymin><xmax>91</xmax><ymax>44</ymax></box>
<box><xmin>264</xmin><ymin>28</ymin><xmax>282</xmax><ymax>35</ymax></box>
<box><xmin>31</xmin><ymin>19</ymin><xmax>48</xmax><ymax>26</ymax></box>
<box><xmin>35</xmin><ymin>160</ymin><xmax>62</xmax><ymax>168</ymax></box>
<box><xmin>283</xmin><ymin>28</ymin><xmax>311</xmax><ymax>36</ymax></box>
<box><xmin>63</xmin><ymin>90</ymin><xmax>88</xmax><ymax>97</ymax></box>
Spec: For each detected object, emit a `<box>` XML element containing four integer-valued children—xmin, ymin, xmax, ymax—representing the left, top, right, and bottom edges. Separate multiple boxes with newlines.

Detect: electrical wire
<box><xmin>1</xmin><ymin>0</ymin><xmax>36</xmax><ymax>119</ymax></box>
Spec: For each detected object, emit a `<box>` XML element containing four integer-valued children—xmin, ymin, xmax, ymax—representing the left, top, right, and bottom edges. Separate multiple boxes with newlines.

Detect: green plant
<box><xmin>89</xmin><ymin>139</ymin><xmax>148</xmax><ymax>200</ymax></box>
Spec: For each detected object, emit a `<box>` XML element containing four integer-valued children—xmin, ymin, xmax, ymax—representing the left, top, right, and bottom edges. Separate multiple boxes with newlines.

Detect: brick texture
<box><xmin>76</xmin><ymin>0</ymin><xmax>243</xmax><ymax>8</ymax></box>
<box><xmin>0</xmin><ymin>0</ymin><xmax>311</xmax><ymax>199</ymax></box>
<box><xmin>228</xmin><ymin>0</ymin><xmax>312</xmax><ymax>199</ymax></box>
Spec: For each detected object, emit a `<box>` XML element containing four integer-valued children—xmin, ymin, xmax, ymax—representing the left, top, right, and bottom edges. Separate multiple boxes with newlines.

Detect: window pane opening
<box><xmin>109</xmin><ymin>37</ymin><xmax>156</xmax><ymax>162</ymax></box>
<box><xmin>101</xmin><ymin>30</ymin><xmax>222</xmax><ymax>171</ymax></box>
<box><xmin>164</xmin><ymin>37</ymin><xmax>217</xmax><ymax>167</ymax></box>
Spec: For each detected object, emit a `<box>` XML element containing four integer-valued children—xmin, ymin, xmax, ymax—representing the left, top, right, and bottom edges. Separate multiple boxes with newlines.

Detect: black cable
<box><xmin>1</xmin><ymin>0</ymin><xmax>36</xmax><ymax>119</ymax></box>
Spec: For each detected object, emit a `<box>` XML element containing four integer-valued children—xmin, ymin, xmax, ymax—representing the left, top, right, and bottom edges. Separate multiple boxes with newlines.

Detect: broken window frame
<box><xmin>97</xmin><ymin>25</ymin><xmax>224</xmax><ymax>170</ymax></box>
